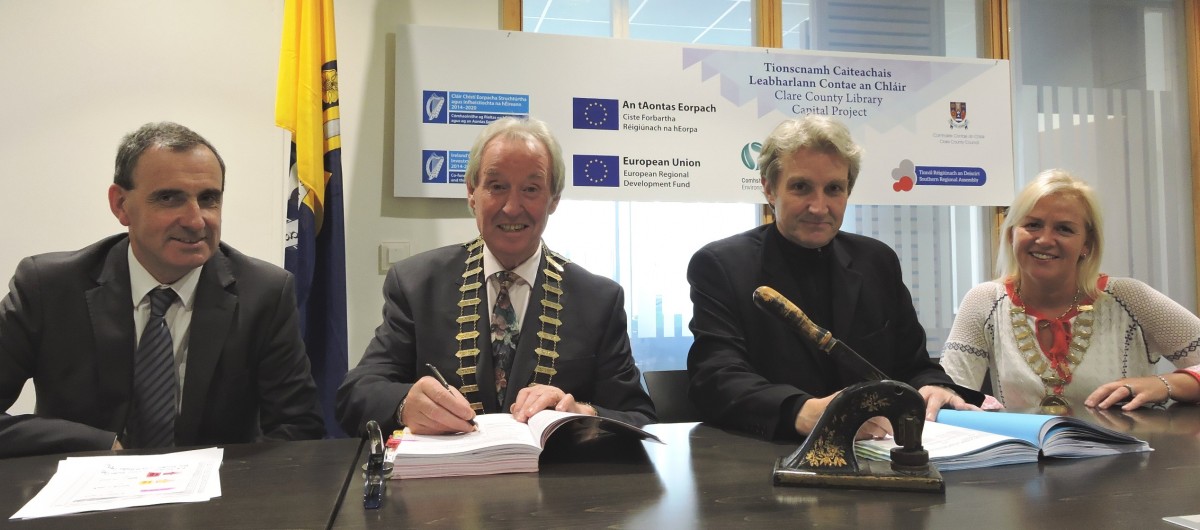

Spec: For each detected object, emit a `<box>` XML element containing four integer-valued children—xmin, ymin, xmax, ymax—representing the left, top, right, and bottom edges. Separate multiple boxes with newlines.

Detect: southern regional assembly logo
<box><xmin>572</xmin><ymin>98</ymin><xmax>619</xmax><ymax>131</ymax></box>
<box><xmin>891</xmin><ymin>158</ymin><xmax>987</xmax><ymax>192</ymax></box>
<box><xmin>891</xmin><ymin>160</ymin><xmax>916</xmax><ymax>192</ymax></box>
<box><xmin>573</xmin><ymin>154</ymin><xmax>619</xmax><ymax>187</ymax></box>
<box><xmin>949</xmin><ymin>101</ymin><xmax>968</xmax><ymax>129</ymax></box>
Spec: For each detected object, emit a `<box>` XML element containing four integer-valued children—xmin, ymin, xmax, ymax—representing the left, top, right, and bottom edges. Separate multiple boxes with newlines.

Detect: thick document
<box><xmin>391</xmin><ymin>410</ymin><xmax>661</xmax><ymax>479</ymax></box>
<box><xmin>854</xmin><ymin>409</ymin><xmax>1151</xmax><ymax>471</ymax></box>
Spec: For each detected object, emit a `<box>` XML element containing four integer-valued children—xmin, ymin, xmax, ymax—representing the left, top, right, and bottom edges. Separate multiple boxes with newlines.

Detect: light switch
<box><xmin>379</xmin><ymin>241</ymin><xmax>412</xmax><ymax>272</ymax></box>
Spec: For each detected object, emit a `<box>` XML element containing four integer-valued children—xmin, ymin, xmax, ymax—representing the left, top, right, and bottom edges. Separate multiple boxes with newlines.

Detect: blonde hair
<box><xmin>996</xmin><ymin>169</ymin><xmax>1103</xmax><ymax>298</ymax></box>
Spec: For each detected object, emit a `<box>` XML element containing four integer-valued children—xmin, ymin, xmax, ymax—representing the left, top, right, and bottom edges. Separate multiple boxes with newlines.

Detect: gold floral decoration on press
<box><xmin>802</xmin><ymin>436</ymin><xmax>848</xmax><ymax>467</ymax></box>
<box><xmin>858</xmin><ymin>392</ymin><xmax>891</xmax><ymax>412</ymax></box>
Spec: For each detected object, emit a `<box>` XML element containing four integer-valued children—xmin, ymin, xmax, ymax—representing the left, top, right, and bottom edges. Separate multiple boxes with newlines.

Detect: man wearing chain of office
<box><xmin>337</xmin><ymin>117</ymin><xmax>656</xmax><ymax>436</ymax></box>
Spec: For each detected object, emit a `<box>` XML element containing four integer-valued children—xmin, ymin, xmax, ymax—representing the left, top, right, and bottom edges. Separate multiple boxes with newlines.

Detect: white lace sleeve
<box><xmin>941</xmin><ymin>282</ymin><xmax>1004</xmax><ymax>390</ymax></box>
<box><xmin>1106</xmin><ymin>277</ymin><xmax>1200</xmax><ymax>368</ymax></box>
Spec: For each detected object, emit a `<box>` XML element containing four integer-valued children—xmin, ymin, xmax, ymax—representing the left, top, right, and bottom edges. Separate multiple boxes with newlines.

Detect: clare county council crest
<box><xmin>949</xmin><ymin>101</ymin><xmax>968</xmax><ymax>129</ymax></box>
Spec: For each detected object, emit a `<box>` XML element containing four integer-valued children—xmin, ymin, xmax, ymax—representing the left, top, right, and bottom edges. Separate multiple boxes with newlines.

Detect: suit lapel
<box><xmin>828</xmin><ymin>237</ymin><xmax>861</xmax><ymax>340</ymax></box>
<box><xmin>759</xmin><ymin>230</ymin><xmax>807</xmax><ymax>321</ymax></box>
<box><xmin>176</xmin><ymin>254</ymin><xmax>236</xmax><ymax>442</ymax></box>
<box><xmin>86</xmin><ymin>240</ymin><xmax>136</xmax><ymax>433</ymax></box>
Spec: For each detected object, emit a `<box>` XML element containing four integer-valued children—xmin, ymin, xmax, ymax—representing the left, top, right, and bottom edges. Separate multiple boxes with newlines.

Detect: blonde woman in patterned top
<box><xmin>941</xmin><ymin>169</ymin><xmax>1200</xmax><ymax>412</ymax></box>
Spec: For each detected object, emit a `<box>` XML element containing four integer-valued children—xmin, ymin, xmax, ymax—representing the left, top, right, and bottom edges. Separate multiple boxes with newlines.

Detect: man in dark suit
<box><xmin>337</xmin><ymin>117</ymin><xmax>654</xmax><ymax>436</ymax></box>
<box><xmin>0</xmin><ymin>122</ymin><xmax>324</xmax><ymax>458</ymax></box>
<box><xmin>687</xmin><ymin>115</ymin><xmax>981</xmax><ymax>441</ymax></box>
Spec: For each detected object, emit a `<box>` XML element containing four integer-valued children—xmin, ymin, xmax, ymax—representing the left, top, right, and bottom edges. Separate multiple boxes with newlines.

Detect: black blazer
<box><xmin>336</xmin><ymin>242</ymin><xmax>656</xmax><ymax>436</ymax></box>
<box><xmin>0</xmin><ymin>235</ymin><xmax>325</xmax><ymax>457</ymax></box>
<box><xmin>687</xmin><ymin>224</ymin><xmax>973</xmax><ymax>440</ymax></box>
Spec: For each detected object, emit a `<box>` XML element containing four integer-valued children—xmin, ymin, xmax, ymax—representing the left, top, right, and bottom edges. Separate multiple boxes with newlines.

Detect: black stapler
<box><xmin>363</xmin><ymin>420</ymin><xmax>387</xmax><ymax>509</ymax></box>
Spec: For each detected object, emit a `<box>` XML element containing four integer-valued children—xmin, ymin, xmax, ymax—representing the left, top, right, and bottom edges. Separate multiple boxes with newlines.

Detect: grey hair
<box><xmin>758</xmin><ymin>115</ymin><xmax>863</xmax><ymax>193</ymax></box>
<box><xmin>463</xmin><ymin>116</ymin><xmax>565</xmax><ymax>199</ymax></box>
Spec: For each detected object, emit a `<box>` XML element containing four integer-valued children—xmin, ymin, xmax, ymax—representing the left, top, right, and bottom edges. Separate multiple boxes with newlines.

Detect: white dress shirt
<box><xmin>127</xmin><ymin>245</ymin><xmax>202</xmax><ymax>412</ymax></box>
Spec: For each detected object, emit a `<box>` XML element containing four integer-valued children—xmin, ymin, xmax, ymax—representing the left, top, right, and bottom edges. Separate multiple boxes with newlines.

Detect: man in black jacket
<box><xmin>0</xmin><ymin>122</ymin><xmax>324</xmax><ymax>457</ymax></box>
<box><xmin>687</xmin><ymin>115</ymin><xmax>981</xmax><ymax>441</ymax></box>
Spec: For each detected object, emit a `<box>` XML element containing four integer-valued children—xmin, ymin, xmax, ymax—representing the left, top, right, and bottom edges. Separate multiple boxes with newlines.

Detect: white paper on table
<box><xmin>1164</xmin><ymin>515</ymin><xmax>1200</xmax><ymax>529</ymax></box>
<box><xmin>11</xmin><ymin>447</ymin><xmax>224</xmax><ymax>520</ymax></box>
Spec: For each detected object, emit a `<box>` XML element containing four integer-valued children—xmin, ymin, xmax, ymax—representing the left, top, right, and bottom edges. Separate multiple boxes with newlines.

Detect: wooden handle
<box><xmin>752</xmin><ymin>286</ymin><xmax>835</xmax><ymax>352</ymax></box>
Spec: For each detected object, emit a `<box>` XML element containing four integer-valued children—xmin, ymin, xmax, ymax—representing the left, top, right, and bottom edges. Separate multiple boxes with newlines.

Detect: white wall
<box><xmin>0</xmin><ymin>0</ymin><xmax>497</xmax><ymax>414</ymax></box>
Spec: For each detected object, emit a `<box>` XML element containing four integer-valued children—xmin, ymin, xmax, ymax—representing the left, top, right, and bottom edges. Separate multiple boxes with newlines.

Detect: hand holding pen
<box><xmin>395</xmin><ymin>364</ymin><xmax>480</xmax><ymax>435</ymax></box>
<box><xmin>425</xmin><ymin>364</ymin><xmax>479</xmax><ymax>430</ymax></box>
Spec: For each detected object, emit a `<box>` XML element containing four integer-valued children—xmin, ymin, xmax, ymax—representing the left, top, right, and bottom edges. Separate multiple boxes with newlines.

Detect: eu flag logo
<box><xmin>573</xmin><ymin>155</ymin><xmax>620</xmax><ymax>187</ymax></box>
<box><xmin>573</xmin><ymin>98</ymin><xmax>619</xmax><ymax>130</ymax></box>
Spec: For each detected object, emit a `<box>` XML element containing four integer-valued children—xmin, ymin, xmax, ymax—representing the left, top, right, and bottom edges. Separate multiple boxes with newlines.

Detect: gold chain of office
<box><xmin>452</xmin><ymin>236</ymin><xmax>567</xmax><ymax>412</ymax></box>
<box><xmin>1009</xmin><ymin>294</ymin><xmax>1095</xmax><ymax>408</ymax></box>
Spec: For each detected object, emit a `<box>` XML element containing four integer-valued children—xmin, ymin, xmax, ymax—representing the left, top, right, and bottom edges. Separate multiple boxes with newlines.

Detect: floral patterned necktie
<box><xmin>490</xmin><ymin>271</ymin><xmax>520</xmax><ymax>408</ymax></box>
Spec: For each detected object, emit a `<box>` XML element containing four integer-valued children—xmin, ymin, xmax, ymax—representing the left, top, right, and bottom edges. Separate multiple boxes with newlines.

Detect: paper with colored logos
<box><xmin>10</xmin><ymin>447</ymin><xmax>223</xmax><ymax>519</ymax></box>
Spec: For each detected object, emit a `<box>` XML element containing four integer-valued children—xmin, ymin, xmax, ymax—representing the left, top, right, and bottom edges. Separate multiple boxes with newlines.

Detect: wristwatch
<box><xmin>395</xmin><ymin>398</ymin><xmax>407</xmax><ymax>428</ymax></box>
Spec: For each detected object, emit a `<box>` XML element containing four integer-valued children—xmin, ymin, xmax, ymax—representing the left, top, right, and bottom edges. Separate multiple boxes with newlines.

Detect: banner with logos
<box><xmin>395</xmin><ymin>25</ymin><xmax>1014</xmax><ymax>206</ymax></box>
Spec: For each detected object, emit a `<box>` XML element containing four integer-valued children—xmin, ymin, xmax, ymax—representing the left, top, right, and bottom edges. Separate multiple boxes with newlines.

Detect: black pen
<box><xmin>425</xmin><ymin>363</ymin><xmax>479</xmax><ymax>430</ymax></box>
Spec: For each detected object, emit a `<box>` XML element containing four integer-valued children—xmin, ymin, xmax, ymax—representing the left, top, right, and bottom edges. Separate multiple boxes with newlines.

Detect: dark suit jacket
<box><xmin>0</xmin><ymin>235</ymin><xmax>325</xmax><ymax>458</ymax></box>
<box><xmin>336</xmin><ymin>242</ymin><xmax>655</xmax><ymax>436</ymax></box>
<box><xmin>687</xmin><ymin>224</ymin><xmax>977</xmax><ymax>440</ymax></box>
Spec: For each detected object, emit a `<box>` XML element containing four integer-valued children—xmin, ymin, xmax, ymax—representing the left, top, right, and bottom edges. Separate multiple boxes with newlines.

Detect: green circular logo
<box><xmin>740</xmin><ymin>142</ymin><xmax>762</xmax><ymax>170</ymax></box>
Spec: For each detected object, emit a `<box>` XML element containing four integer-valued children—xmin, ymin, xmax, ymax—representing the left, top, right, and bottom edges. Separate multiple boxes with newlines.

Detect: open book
<box><xmin>390</xmin><ymin>410</ymin><xmax>661</xmax><ymax>479</ymax></box>
<box><xmin>854</xmin><ymin>409</ymin><xmax>1151</xmax><ymax>471</ymax></box>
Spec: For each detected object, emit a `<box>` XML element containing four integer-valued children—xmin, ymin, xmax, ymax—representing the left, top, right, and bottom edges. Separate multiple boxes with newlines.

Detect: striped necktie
<box><xmin>490</xmin><ymin>271</ymin><xmax>520</xmax><ymax>408</ymax></box>
<box><xmin>132</xmin><ymin>287</ymin><xmax>178</xmax><ymax>448</ymax></box>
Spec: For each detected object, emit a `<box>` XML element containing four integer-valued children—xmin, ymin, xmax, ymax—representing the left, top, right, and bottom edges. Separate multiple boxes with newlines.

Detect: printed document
<box><xmin>11</xmin><ymin>447</ymin><xmax>223</xmax><ymax>519</ymax></box>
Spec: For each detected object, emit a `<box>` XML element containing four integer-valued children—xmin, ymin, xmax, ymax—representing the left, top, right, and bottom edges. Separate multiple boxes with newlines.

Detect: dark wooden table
<box><xmin>2</xmin><ymin>437</ymin><xmax>362</xmax><ymax>529</ymax></box>
<box><xmin>333</xmin><ymin>405</ymin><xmax>1200</xmax><ymax>529</ymax></box>
<box><xmin>6</xmin><ymin>407</ymin><xmax>1199</xmax><ymax>529</ymax></box>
